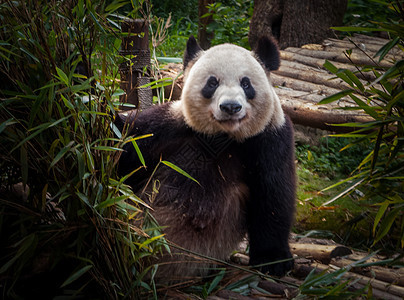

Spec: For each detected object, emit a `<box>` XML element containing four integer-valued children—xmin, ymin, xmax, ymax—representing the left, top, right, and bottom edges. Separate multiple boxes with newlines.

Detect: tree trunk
<box><xmin>248</xmin><ymin>0</ymin><xmax>284</xmax><ymax>48</ymax></box>
<box><xmin>249</xmin><ymin>0</ymin><xmax>348</xmax><ymax>49</ymax></box>
<box><xmin>198</xmin><ymin>0</ymin><xmax>215</xmax><ymax>49</ymax></box>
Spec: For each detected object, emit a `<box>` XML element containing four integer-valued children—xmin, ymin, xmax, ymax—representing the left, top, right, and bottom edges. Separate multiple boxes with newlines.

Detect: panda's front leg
<box><xmin>243</xmin><ymin>118</ymin><xmax>296</xmax><ymax>276</ymax></box>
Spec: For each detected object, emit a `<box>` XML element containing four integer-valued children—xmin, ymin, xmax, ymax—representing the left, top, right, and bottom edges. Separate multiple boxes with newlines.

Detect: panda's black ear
<box><xmin>183</xmin><ymin>36</ymin><xmax>203</xmax><ymax>70</ymax></box>
<box><xmin>254</xmin><ymin>36</ymin><xmax>280</xmax><ymax>71</ymax></box>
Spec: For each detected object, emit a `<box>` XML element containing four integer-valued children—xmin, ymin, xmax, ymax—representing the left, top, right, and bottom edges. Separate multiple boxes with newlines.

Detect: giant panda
<box><xmin>118</xmin><ymin>36</ymin><xmax>296</xmax><ymax>281</ymax></box>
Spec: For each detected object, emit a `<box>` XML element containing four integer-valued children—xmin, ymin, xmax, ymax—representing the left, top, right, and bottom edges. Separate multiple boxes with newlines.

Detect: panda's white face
<box><xmin>171</xmin><ymin>41</ymin><xmax>285</xmax><ymax>141</ymax></box>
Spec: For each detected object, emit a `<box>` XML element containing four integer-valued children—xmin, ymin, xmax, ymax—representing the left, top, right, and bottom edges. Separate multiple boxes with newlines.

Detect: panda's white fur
<box><xmin>170</xmin><ymin>43</ymin><xmax>285</xmax><ymax>141</ymax></box>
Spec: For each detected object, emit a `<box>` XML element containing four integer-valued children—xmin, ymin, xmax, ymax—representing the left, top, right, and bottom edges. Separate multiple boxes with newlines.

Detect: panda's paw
<box><xmin>250</xmin><ymin>250</ymin><xmax>294</xmax><ymax>277</ymax></box>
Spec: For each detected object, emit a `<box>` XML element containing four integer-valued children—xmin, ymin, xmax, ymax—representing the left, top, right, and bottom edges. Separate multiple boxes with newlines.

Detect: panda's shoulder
<box><xmin>242</xmin><ymin>115</ymin><xmax>294</xmax><ymax>155</ymax></box>
<box><xmin>259</xmin><ymin>114</ymin><xmax>293</xmax><ymax>142</ymax></box>
<box><xmin>128</xmin><ymin>102</ymin><xmax>186</xmax><ymax>134</ymax></box>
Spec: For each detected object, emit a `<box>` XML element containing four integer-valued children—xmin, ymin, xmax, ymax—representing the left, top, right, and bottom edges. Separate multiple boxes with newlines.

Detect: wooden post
<box><xmin>119</xmin><ymin>19</ymin><xmax>152</xmax><ymax>110</ymax></box>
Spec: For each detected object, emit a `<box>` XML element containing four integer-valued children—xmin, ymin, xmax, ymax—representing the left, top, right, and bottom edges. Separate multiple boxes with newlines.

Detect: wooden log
<box><xmin>274</xmin><ymin>61</ymin><xmax>356</xmax><ymax>91</ymax></box>
<box><xmin>321</xmin><ymin>45</ymin><xmax>401</xmax><ymax>63</ymax></box>
<box><xmin>280</xmin><ymin>50</ymin><xmax>376</xmax><ymax>80</ymax></box>
<box><xmin>214</xmin><ymin>290</ymin><xmax>255</xmax><ymax>300</ymax></box>
<box><xmin>284</xmin><ymin>47</ymin><xmax>392</xmax><ymax>68</ymax></box>
<box><xmin>276</xmin><ymin>87</ymin><xmax>330</xmax><ymax>103</ymax></box>
<box><xmin>257</xmin><ymin>280</ymin><xmax>299</xmax><ymax>297</ymax></box>
<box><xmin>271</xmin><ymin>73</ymin><xmax>343</xmax><ymax>96</ymax></box>
<box><xmin>336</xmin><ymin>267</ymin><xmax>404</xmax><ymax>298</ymax></box>
<box><xmin>324</xmin><ymin>38</ymin><xmax>385</xmax><ymax>53</ymax></box>
<box><xmin>352</xmin><ymin>34</ymin><xmax>390</xmax><ymax>46</ymax></box>
<box><xmin>275</xmin><ymin>87</ymin><xmax>357</xmax><ymax>106</ymax></box>
<box><xmin>290</xmin><ymin>243</ymin><xmax>352</xmax><ymax>264</ymax></box>
<box><xmin>279</xmin><ymin>95</ymin><xmax>372</xmax><ymax>132</ymax></box>
<box><xmin>345</xmin><ymin>253</ymin><xmax>404</xmax><ymax>276</ymax></box>
<box><xmin>331</xmin><ymin>257</ymin><xmax>404</xmax><ymax>286</ymax></box>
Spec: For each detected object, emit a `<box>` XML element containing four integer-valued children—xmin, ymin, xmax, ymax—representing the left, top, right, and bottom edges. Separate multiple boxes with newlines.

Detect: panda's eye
<box><xmin>240</xmin><ymin>77</ymin><xmax>255</xmax><ymax>99</ymax></box>
<box><xmin>202</xmin><ymin>76</ymin><xmax>219</xmax><ymax>99</ymax></box>
<box><xmin>241</xmin><ymin>79</ymin><xmax>250</xmax><ymax>89</ymax></box>
<box><xmin>207</xmin><ymin>76</ymin><xmax>219</xmax><ymax>88</ymax></box>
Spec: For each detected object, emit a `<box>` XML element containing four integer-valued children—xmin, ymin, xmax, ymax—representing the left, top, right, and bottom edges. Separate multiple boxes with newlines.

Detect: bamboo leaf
<box><xmin>375</xmin><ymin>36</ymin><xmax>400</xmax><ymax>61</ymax></box>
<box><xmin>372</xmin><ymin>59</ymin><xmax>404</xmax><ymax>85</ymax></box>
<box><xmin>49</xmin><ymin>141</ymin><xmax>75</xmax><ymax>169</ymax></box>
<box><xmin>157</xmin><ymin>57</ymin><xmax>183</xmax><ymax>64</ymax></box>
<box><xmin>138</xmin><ymin>77</ymin><xmax>173</xmax><ymax>89</ymax></box>
<box><xmin>0</xmin><ymin>234</ymin><xmax>36</xmax><ymax>274</ymax></box>
<box><xmin>110</xmin><ymin>122</ymin><xmax>122</xmax><ymax>139</ymax></box>
<box><xmin>138</xmin><ymin>234</ymin><xmax>165</xmax><ymax>250</ymax></box>
<box><xmin>56</xmin><ymin>67</ymin><xmax>69</xmax><ymax>86</ymax></box>
<box><xmin>0</xmin><ymin>118</ymin><xmax>17</xmax><ymax>133</ymax></box>
<box><xmin>321</xmin><ymin>178</ymin><xmax>365</xmax><ymax>206</ymax></box>
<box><xmin>92</xmin><ymin>145</ymin><xmax>123</xmax><ymax>151</ymax></box>
<box><xmin>96</xmin><ymin>194</ymin><xmax>128</xmax><ymax>210</ymax></box>
<box><xmin>319</xmin><ymin>89</ymin><xmax>353</xmax><ymax>104</ymax></box>
<box><xmin>11</xmin><ymin>115</ymin><xmax>72</xmax><ymax>153</ymax></box>
<box><xmin>20</xmin><ymin>47</ymin><xmax>40</xmax><ymax>63</ymax></box>
<box><xmin>76</xmin><ymin>191</ymin><xmax>90</xmax><ymax>207</ymax></box>
<box><xmin>373</xmin><ymin>207</ymin><xmax>401</xmax><ymax>245</ymax></box>
<box><xmin>373</xmin><ymin>201</ymin><xmax>389</xmax><ymax>235</ymax></box>
<box><xmin>161</xmin><ymin>160</ymin><xmax>200</xmax><ymax>185</ymax></box>
<box><xmin>321</xmin><ymin>172</ymin><xmax>367</xmax><ymax>192</ymax></box>
<box><xmin>342</xmin><ymin>69</ymin><xmax>364</xmax><ymax>92</ymax></box>
<box><xmin>323</xmin><ymin>60</ymin><xmax>338</xmax><ymax>73</ymax></box>
<box><xmin>132</xmin><ymin>140</ymin><xmax>145</xmax><ymax>167</ymax></box>
<box><xmin>349</xmin><ymin>94</ymin><xmax>379</xmax><ymax>119</ymax></box>
<box><xmin>20</xmin><ymin>143</ymin><xmax>28</xmax><ymax>186</ymax></box>
<box><xmin>207</xmin><ymin>269</ymin><xmax>226</xmax><ymax>295</ymax></box>
<box><xmin>61</xmin><ymin>265</ymin><xmax>93</xmax><ymax>288</ymax></box>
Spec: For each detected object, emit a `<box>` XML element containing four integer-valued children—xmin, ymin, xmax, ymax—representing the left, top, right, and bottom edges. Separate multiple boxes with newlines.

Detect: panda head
<box><xmin>172</xmin><ymin>36</ymin><xmax>285</xmax><ymax>141</ymax></box>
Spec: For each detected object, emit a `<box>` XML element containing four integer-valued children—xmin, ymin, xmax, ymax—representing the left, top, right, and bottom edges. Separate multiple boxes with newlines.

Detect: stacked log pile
<box><xmin>272</xmin><ymin>34</ymin><xmax>402</xmax><ymax>132</ymax></box>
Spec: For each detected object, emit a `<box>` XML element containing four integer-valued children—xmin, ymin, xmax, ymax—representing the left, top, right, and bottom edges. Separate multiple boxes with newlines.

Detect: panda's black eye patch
<box><xmin>202</xmin><ymin>76</ymin><xmax>219</xmax><ymax>99</ymax></box>
<box><xmin>241</xmin><ymin>77</ymin><xmax>255</xmax><ymax>99</ymax></box>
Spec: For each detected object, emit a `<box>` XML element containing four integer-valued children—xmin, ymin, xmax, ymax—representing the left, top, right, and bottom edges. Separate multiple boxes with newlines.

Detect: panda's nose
<box><xmin>220</xmin><ymin>101</ymin><xmax>242</xmax><ymax>115</ymax></box>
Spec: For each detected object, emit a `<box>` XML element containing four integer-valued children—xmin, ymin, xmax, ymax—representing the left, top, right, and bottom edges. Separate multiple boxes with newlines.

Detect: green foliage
<box><xmin>344</xmin><ymin>0</ymin><xmax>401</xmax><ymax>28</ymax></box>
<box><xmin>0</xmin><ymin>0</ymin><xmax>164</xmax><ymax>298</ymax></box>
<box><xmin>296</xmin><ymin>137</ymin><xmax>370</xmax><ymax>177</ymax></box>
<box><xmin>321</xmin><ymin>1</ymin><xmax>404</xmax><ymax>249</ymax></box>
<box><xmin>149</xmin><ymin>0</ymin><xmax>253</xmax><ymax>57</ymax></box>
<box><xmin>205</xmin><ymin>0</ymin><xmax>253</xmax><ymax>49</ymax></box>
<box><xmin>151</xmin><ymin>0</ymin><xmax>198</xmax><ymax>24</ymax></box>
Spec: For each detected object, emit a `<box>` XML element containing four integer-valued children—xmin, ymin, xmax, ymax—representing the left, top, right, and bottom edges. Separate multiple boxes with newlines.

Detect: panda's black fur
<box><xmin>118</xmin><ymin>36</ymin><xmax>296</xmax><ymax>280</ymax></box>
